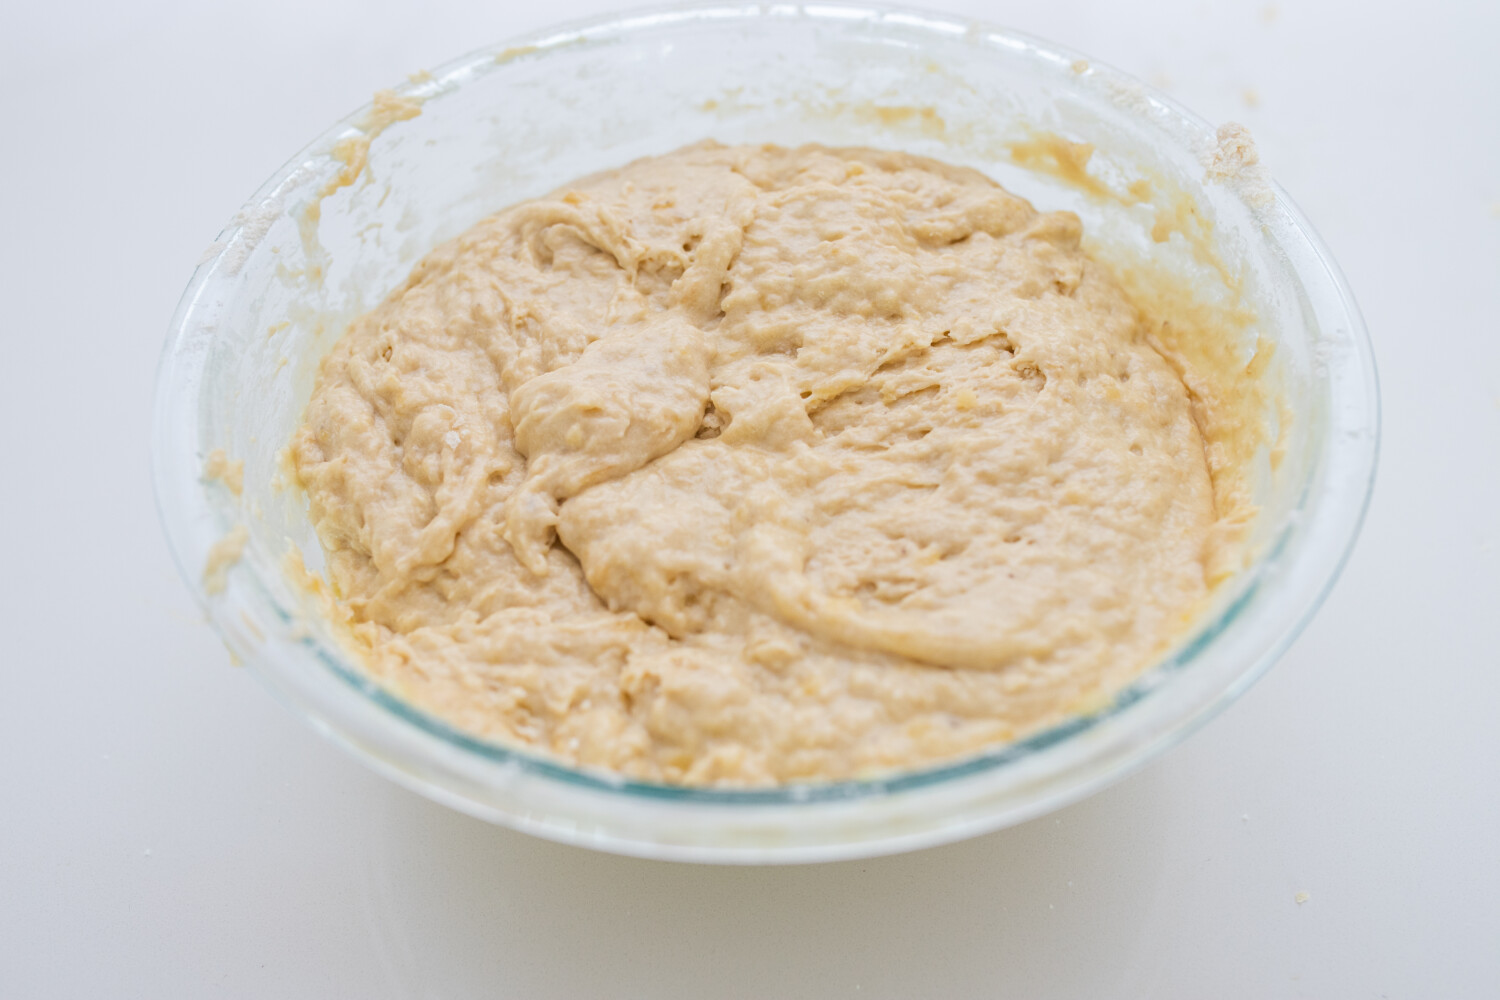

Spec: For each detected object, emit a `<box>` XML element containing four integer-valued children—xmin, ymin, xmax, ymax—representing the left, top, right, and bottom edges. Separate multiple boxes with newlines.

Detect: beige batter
<box><xmin>291</xmin><ymin>142</ymin><xmax>1236</xmax><ymax>786</ymax></box>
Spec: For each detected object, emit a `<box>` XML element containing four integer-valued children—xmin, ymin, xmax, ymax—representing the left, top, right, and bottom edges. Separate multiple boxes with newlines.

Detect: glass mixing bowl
<box><xmin>153</xmin><ymin>3</ymin><xmax>1378</xmax><ymax>863</ymax></box>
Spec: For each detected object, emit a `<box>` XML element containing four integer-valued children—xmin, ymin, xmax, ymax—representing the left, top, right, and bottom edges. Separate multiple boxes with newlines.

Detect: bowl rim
<box><xmin>152</xmin><ymin>0</ymin><xmax>1380</xmax><ymax>835</ymax></box>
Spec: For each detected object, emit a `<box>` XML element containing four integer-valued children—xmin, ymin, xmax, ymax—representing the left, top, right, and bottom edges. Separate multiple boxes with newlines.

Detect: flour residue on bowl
<box><xmin>202</xmin><ymin>448</ymin><xmax>245</xmax><ymax>496</ymax></box>
<box><xmin>203</xmin><ymin>523</ymin><xmax>249</xmax><ymax>596</ymax></box>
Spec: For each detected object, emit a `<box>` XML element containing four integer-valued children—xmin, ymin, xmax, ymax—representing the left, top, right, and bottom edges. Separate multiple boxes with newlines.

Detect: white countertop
<box><xmin>2</xmin><ymin>0</ymin><xmax>1496</xmax><ymax>996</ymax></box>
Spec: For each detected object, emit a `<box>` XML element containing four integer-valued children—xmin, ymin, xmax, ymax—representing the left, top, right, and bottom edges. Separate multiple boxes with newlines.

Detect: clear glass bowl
<box><xmin>153</xmin><ymin>3</ymin><xmax>1378</xmax><ymax>863</ymax></box>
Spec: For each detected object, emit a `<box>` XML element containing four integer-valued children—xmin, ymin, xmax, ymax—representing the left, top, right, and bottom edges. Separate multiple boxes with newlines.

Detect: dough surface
<box><xmin>292</xmin><ymin>142</ymin><xmax>1224</xmax><ymax>785</ymax></box>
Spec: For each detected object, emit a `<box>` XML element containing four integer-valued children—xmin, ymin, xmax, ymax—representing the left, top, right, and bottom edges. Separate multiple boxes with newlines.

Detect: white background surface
<box><xmin>2</xmin><ymin>0</ymin><xmax>1497</xmax><ymax>996</ymax></box>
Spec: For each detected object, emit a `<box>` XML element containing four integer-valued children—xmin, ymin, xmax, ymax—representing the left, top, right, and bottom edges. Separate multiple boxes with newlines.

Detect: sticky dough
<box><xmin>292</xmin><ymin>142</ymin><xmax>1224</xmax><ymax>785</ymax></box>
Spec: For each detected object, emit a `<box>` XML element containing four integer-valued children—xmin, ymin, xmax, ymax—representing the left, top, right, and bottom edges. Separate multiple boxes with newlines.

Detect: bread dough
<box><xmin>292</xmin><ymin>142</ymin><xmax>1228</xmax><ymax>785</ymax></box>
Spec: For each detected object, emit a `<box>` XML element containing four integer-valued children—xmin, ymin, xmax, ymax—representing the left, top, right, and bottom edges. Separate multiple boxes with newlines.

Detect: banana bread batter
<box><xmin>292</xmin><ymin>142</ymin><xmax>1232</xmax><ymax>785</ymax></box>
